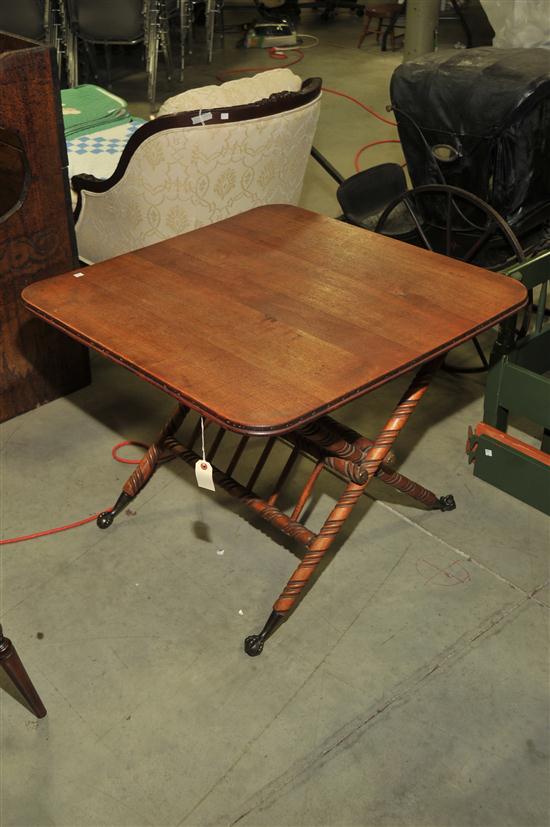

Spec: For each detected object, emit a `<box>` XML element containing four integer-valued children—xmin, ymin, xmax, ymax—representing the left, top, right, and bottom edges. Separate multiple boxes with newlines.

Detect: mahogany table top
<box><xmin>22</xmin><ymin>205</ymin><xmax>527</xmax><ymax>435</ymax></box>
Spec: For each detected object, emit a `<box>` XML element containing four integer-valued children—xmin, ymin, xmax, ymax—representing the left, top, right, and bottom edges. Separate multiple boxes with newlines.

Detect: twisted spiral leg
<box><xmin>97</xmin><ymin>405</ymin><xmax>188</xmax><ymax>529</ymax></box>
<box><xmin>247</xmin><ymin>358</ymin><xmax>450</xmax><ymax>650</ymax></box>
<box><xmin>357</xmin><ymin>359</ymin><xmax>442</xmax><ymax>483</ymax></box>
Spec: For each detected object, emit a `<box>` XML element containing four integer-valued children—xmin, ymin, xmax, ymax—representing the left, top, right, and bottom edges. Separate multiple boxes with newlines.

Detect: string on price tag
<box><xmin>195</xmin><ymin>417</ymin><xmax>215</xmax><ymax>491</ymax></box>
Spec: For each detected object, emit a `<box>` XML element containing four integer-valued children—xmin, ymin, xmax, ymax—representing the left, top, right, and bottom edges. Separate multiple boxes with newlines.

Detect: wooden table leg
<box><xmin>244</xmin><ymin>357</ymin><xmax>451</xmax><ymax>656</ymax></box>
<box><xmin>0</xmin><ymin>626</ymin><xmax>47</xmax><ymax>718</ymax></box>
<box><xmin>97</xmin><ymin>404</ymin><xmax>189</xmax><ymax>529</ymax></box>
<box><xmin>297</xmin><ymin>415</ymin><xmax>454</xmax><ymax>511</ymax></box>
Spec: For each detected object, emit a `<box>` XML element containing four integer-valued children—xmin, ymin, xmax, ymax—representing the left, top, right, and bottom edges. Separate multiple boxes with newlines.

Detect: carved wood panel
<box><xmin>0</xmin><ymin>32</ymin><xmax>90</xmax><ymax>423</ymax></box>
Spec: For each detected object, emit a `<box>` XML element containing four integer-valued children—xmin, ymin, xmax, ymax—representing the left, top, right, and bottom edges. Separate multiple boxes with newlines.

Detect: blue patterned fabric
<box><xmin>67</xmin><ymin>120</ymin><xmax>147</xmax><ymax>207</ymax></box>
<box><xmin>66</xmin><ymin>120</ymin><xmax>145</xmax><ymax>157</ymax></box>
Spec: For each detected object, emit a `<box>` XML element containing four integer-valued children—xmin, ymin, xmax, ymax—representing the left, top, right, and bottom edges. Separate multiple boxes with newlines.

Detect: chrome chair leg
<box><xmin>67</xmin><ymin>27</ymin><xmax>78</xmax><ymax>87</ymax></box>
<box><xmin>179</xmin><ymin>0</ymin><xmax>189</xmax><ymax>81</ymax></box>
<box><xmin>206</xmin><ymin>0</ymin><xmax>223</xmax><ymax>62</ymax></box>
<box><xmin>147</xmin><ymin>0</ymin><xmax>161</xmax><ymax>111</ymax></box>
<box><xmin>206</xmin><ymin>0</ymin><xmax>215</xmax><ymax>63</ymax></box>
<box><xmin>160</xmin><ymin>17</ymin><xmax>173</xmax><ymax>83</ymax></box>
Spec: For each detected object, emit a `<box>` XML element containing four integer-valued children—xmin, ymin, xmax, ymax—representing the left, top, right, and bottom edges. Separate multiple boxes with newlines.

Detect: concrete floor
<box><xmin>1</xmin><ymin>7</ymin><xmax>549</xmax><ymax>827</ymax></box>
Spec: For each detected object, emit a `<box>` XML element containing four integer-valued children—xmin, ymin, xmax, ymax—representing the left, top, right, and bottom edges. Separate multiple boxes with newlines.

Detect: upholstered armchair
<box><xmin>72</xmin><ymin>70</ymin><xmax>322</xmax><ymax>264</ymax></box>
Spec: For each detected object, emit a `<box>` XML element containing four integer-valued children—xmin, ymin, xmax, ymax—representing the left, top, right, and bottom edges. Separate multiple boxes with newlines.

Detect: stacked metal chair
<box><xmin>63</xmin><ymin>0</ymin><xmax>175</xmax><ymax>110</ymax></box>
<box><xmin>0</xmin><ymin>0</ymin><xmax>66</xmax><ymax>74</ymax></box>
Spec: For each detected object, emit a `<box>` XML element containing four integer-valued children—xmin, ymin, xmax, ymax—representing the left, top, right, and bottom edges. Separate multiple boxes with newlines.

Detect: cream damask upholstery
<box><xmin>73</xmin><ymin>71</ymin><xmax>322</xmax><ymax>264</ymax></box>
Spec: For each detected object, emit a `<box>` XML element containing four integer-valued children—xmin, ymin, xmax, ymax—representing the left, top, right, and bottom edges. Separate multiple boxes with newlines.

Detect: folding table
<box><xmin>22</xmin><ymin>205</ymin><xmax>527</xmax><ymax>655</ymax></box>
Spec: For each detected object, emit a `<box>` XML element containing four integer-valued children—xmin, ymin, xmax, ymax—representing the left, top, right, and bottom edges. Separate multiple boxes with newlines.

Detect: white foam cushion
<box><xmin>158</xmin><ymin>69</ymin><xmax>302</xmax><ymax>116</ymax></box>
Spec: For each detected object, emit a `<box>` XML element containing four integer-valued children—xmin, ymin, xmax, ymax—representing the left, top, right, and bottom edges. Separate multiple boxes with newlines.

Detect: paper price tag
<box><xmin>195</xmin><ymin>459</ymin><xmax>215</xmax><ymax>491</ymax></box>
<box><xmin>191</xmin><ymin>111</ymin><xmax>213</xmax><ymax>125</ymax></box>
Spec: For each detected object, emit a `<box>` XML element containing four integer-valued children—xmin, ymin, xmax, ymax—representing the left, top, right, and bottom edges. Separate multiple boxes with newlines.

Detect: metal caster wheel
<box><xmin>438</xmin><ymin>494</ymin><xmax>456</xmax><ymax>512</ymax></box>
<box><xmin>244</xmin><ymin>635</ymin><xmax>264</xmax><ymax>657</ymax></box>
<box><xmin>97</xmin><ymin>511</ymin><xmax>114</xmax><ymax>529</ymax></box>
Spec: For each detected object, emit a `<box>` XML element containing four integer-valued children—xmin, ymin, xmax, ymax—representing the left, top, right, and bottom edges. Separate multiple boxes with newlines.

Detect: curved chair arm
<box><xmin>72</xmin><ymin>77</ymin><xmax>322</xmax><ymax>221</ymax></box>
<box><xmin>72</xmin><ymin>172</ymin><xmax>104</xmax><ymax>190</ymax></box>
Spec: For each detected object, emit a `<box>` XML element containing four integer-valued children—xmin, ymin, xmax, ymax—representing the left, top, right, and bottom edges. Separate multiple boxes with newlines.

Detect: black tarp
<box><xmin>390</xmin><ymin>47</ymin><xmax>550</xmax><ymax>226</ymax></box>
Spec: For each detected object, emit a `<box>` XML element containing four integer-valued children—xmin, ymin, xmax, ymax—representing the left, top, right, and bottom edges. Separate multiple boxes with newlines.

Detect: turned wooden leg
<box><xmin>97</xmin><ymin>404</ymin><xmax>188</xmax><ymax>528</ymax></box>
<box><xmin>245</xmin><ymin>358</ymin><xmax>451</xmax><ymax>655</ymax></box>
<box><xmin>376</xmin><ymin>466</ymin><xmax>456</xmax><ymax>511</ymax></box>
<box><xmin>273</xmin><ymin>480</ymin><xmax>367</xmax><ymax>614</ymax></box>
<box><xmin>298</xmin><ymin>408</ymin><xmax>454</xmax><ymax>512</ymax></box>
<box><xmin>0</xmin><ymin>626</ymin><xmax>46</xmax><ymax>718</ymax></box>
<box><xmin>355</xmin><ymin>359</ymin><xmax>441</xmax><ymax>481</ymax></box>
<box><xmin>357</xmin><ymin>13</ymin><xmax>373</xmax><ymax>48</ymax></box>
<box><xmin>326</xmin><ymin>422</ymin><xmax>453</xmax><ymax>510</ymax></box>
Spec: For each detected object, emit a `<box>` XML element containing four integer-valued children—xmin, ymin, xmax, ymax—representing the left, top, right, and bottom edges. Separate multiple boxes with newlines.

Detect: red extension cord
<box><xmin>217</xmin><ymin>48</ymin><xmax>402</xmax><ymax>172</ymax></box>
<box><xmin>0</xmin><ymin>442</ymin><xmax>162</xmax><ymax>546</ymax></box>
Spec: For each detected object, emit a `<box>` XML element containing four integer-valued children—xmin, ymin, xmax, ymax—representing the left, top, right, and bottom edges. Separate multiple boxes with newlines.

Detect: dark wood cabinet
<box><xmin>0</xmin><ymin>31</ymin><xmax>90</xmax><ymax>423</ymax></box>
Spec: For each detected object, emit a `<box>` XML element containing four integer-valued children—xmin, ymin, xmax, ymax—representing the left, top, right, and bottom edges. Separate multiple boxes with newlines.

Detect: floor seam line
<box><xmin>375</xmin><ymin>498</ymin><xmax>538</xmax><ymax>598</ymax></box>
<box><xmin>225</xmin><ymin>592</ymin><xmax>531</xmax><ymax>826</ymax></box>
<box><xmin>176</xmin><ymin>546</ymin><xmax>411</xmax><ymax>826</ymax></box>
